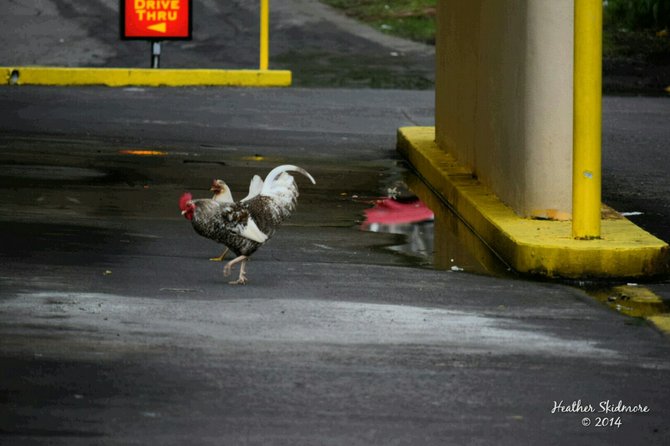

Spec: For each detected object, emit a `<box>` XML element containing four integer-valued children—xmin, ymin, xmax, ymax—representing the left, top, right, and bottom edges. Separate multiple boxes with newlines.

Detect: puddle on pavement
<box><xmin>357</xmin><ymin>166</ymin><xmax>670</xmax><ymax>332</ymax></box>
<box><xmin>586</xmin><ymin>283</ymin><xmax>670</xmax><ymax>319</ymax></box>
<box><xmin>359</xmin><ymin>168</ymin><xmax>514</xmax><ymax>278</ymax></box>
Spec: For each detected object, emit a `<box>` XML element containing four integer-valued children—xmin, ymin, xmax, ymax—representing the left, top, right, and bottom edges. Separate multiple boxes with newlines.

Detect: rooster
<box><xmin>180</xmin><ymin>165</ymin><xmax>316</xmax><ymax>284</ymax></box>
<box><xmin>208</xmin><ymin>175</ymin><xmax>264</xmax><ymax>261</ymax></box>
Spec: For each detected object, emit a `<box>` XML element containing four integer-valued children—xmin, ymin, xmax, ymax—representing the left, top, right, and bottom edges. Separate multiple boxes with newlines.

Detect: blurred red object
<box><xmin>363</xmin><ymin>198</ymin><xmax>434</xmax><ymax>225</ymax></box>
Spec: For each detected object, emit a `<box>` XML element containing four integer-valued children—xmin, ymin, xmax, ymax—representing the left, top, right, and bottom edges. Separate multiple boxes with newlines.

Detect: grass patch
<box><xmin>322</xmin><ymin>0</ymin><xmax>437</xmax><ymax>44</ymax></box>
<box><xmin>275</xmin><ymin>50</ymin><xmax>434</xmax><ymax>89</ymax></box>
<box><xmin>320</xmin><ymin>0</ymin><xmax>669</xmax><ymax>94</ymax></box>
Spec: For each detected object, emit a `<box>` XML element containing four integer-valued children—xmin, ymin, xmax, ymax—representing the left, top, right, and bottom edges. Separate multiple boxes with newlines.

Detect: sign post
<box><xmin>151</xmin><ymin>41</ymin><xmax>161</xmax><ymax>68</ymax></box>
<box><xmin>120</xmin><ymin>0</ymin><xmax>193</xmax><ymax>68</ymax></box>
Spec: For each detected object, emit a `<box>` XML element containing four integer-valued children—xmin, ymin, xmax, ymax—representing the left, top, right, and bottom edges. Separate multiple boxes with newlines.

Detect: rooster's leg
<box><xmin>223</xmin><ymin>255</ymin><xmax>248</xmax><ymax>285</ymax></box>
<box><xmin>230</xmin><ymin>259</ymin><xmax>248</xmax><ymax>285</ymax></box>
<box><xmin>209</xmin><ymin>248</ymin><xmax>229</xmax><ymax>262</ymax></box>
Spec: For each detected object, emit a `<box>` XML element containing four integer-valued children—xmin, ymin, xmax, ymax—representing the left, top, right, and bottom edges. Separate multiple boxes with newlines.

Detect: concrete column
<box><xmin>436</xmin><ymin>0</ymin><xmax>574</xmax><ymax>219</ymax></box>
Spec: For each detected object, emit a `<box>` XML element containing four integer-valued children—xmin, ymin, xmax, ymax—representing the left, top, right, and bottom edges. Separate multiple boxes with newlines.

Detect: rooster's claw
<box><xmin>228</xmin><ymin>278</ymin><xmax>247</xmax><ymax>285</ymax></box>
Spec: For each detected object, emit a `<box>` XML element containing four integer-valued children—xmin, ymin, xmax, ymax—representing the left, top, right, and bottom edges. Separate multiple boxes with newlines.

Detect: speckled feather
<box><xmin>188</xmin><ymin>172</ymin><xmax>302</xmax><ymax>257</ymax></box>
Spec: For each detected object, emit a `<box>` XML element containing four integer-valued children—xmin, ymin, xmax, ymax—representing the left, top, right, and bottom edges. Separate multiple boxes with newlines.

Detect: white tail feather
<box><xmin>261</xmin><ymin>165</ymin><xmax>315</xmax><ymax>195</ymax></box>
<box><xmin>241</xmin><ymin>175</ymin><xmax>264</xmax><ymax>202</ymax></box>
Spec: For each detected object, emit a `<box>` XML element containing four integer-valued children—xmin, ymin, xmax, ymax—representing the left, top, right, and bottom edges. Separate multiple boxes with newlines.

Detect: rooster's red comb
<box><xmin>179</xmin><ymin>192</ymin><xmax>193</xmax><ymax>211</ymax></box>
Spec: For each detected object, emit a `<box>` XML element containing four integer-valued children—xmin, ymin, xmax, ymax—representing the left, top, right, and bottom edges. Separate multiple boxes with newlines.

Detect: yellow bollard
<box><xmin>572</xmin><ymin>0</ymin><xmax>602</xmax><ymax>239</ymax></box>
<box><xmin>260</xmin><ymin>0</ymin><xmax>270</xmax><ymax>70</ymax></box>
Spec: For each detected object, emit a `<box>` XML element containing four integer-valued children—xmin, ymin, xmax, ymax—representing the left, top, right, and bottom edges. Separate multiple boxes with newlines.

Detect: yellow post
<box><xmin>260</xmin><ymin>0</ymin><xmax>270</xmax><ymax>70</ymax></box>
<box><xmin>572</xmin><ymin>0</ymin><xmax>602</xmax><ymax>239</ymax></box>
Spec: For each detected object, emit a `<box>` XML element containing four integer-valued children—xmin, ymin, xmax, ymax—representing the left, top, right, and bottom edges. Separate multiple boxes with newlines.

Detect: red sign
<box><xmin>121</xmin><ymin>0</ymin><xmax>192</xmax><ymax>40</ymax></box>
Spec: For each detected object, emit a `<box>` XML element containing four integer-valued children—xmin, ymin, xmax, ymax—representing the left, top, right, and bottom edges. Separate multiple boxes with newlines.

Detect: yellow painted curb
<box><xmin>1</xmin><ymin>66</ymin><xmax>292</xmax><ymax>87</ymax></box>
<box><xmin>648</xmin><ymin>313</ymin><xmax>670</xmax><ymax>335</ymax></box>
<box><xmin>397</xmin><ymin>126</ymin><xmax>670</xmax><ymax>279</ymax></box>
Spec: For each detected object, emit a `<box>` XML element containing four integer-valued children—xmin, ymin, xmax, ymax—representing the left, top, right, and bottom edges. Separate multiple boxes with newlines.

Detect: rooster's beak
<box><xmin>181</xmin><ymin>210</ymin><xmax>187</xmax><ymax>215</ymax></box>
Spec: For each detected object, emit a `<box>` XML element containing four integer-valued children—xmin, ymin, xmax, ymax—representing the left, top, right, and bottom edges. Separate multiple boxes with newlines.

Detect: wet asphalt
<box><xmin>2</xmin><ymin>1</ymin><xmax>670</xmax><ymax>445</ymax></box>
<box><xmin>1</xmin><ymin>86</ymin><xmax>670</xmax><ymax>446</ymax></box>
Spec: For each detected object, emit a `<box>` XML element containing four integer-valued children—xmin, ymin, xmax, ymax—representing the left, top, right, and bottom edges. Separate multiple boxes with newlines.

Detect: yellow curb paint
<box><xmin>648</xmin><ymin>314</ymin><xmax>670</xmax><ymax>335</ymax></box>
<box><xmin>397</xmin><ymin>126</ymin><xmax>670</xmax><ymax>279</ymax></box>
<box><xmin>2</xmin><ymin>67</ymin><xmax>292</xmax><ymax>87</ymax></box>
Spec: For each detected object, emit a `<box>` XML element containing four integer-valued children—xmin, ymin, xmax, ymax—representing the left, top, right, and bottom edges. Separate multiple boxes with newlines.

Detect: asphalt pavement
<box><xmin>1</xmin><ymin>85</ymin><xmax>670</xmax><ymax>446</ymax></box>
<box><xmin>2</xmin><ymin>1</ymin><xmax>670</xmax><ymax>445</ymax></box>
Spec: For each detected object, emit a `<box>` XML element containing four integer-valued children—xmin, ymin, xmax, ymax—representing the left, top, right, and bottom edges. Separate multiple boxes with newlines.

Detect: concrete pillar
<box><xmin>436</xmin><ymin>0</ymin><xmax>574</xmax><ymax>219</ymax></box>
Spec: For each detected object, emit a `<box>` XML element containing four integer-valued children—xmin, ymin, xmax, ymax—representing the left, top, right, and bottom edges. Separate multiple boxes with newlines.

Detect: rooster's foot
<box><xmin>229</xmin><ymin>262</ymin><xmax>248</xmax><ymax>285</ymax></box>
<box><xmin>222</xmin><ymin>255</ymin><xmax>248</xmax><ymax>280</ymax></box>
<box><xmin>228</xmin><ymin>276</ymin><xmax>247</xmax><ymax>285</ymax></box>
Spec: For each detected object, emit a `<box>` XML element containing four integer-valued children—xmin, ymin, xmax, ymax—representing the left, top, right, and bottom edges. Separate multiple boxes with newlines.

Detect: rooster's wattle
<box><xmin>180</xmin><ymin>165</ymin><xmax>316</xmax><ymax>284</ymax></box>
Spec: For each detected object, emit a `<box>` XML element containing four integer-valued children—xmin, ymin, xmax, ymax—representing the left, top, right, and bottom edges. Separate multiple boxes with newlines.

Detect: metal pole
<box><xmin>572</xmin><ymin>0</ymin><xmax>602</xmax><ymax>239</ymax></box>
<box><xmin>151</xmin><ymin>41</ymin><xmax>161</xmax><ymax>69</ymax></box>
<box><xmin>260</xmin><ymin>0</ymin><xmax>269</xmax><ymax>70</ymax></box>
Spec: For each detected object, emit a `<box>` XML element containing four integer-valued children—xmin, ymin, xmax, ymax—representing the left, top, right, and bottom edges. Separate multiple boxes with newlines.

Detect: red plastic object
<box><xmin>363</xmin><ymin>198</ymin><xmax>434</xmax><ymax>225</ymax></box>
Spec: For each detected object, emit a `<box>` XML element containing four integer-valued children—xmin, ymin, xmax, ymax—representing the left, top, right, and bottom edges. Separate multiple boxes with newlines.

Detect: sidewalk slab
<box><xmin>397</xmin><ymin>126</ymin><xmax>670</xmax><ymax>279</ymax></box>
<box><xmin>1</xmin><ymin>66</ymin><xmax>291</xmax><ymax>87</ymax></box>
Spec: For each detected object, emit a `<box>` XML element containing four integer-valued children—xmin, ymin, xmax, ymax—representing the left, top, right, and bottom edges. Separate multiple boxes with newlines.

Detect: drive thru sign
<box><xmin>121</xmin><ymin>0</ymin><xmax>192</xmax><ymax>39</ymax></box>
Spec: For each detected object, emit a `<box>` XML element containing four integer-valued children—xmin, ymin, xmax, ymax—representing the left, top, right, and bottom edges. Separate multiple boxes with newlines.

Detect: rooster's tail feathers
<box><xmin>241</xmin><ymin>175</ymin><xmax>264</xmax><ymax>202</ymax></box>
<box><xmin>261</xmin><ymin>165</ymin><xmax>315</xmax><ymax>195</ymax></box>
